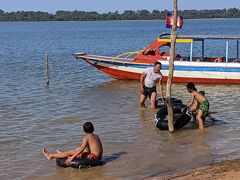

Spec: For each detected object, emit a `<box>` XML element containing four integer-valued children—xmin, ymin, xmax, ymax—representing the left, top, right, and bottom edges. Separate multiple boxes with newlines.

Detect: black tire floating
<box><xmin>154</xmin><ymin>104</ymin><xmax>191</xmax><ymax>130</ymax></box>
<box><xmin>155</xmin><ymin>98</ymin><xmax>183</xmax><ymax>109</ymax></box>
<box><xmin>56</xmin><ymin>157</ymin><xmax>106</xmax><ymax>169</ymax></box>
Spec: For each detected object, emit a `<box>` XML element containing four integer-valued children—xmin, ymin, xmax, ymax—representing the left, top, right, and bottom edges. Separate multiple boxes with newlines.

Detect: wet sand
<box><xmin>158</xmin><ymin>156</ymin><xmax>240</xmax><ymax>180</ymax></box>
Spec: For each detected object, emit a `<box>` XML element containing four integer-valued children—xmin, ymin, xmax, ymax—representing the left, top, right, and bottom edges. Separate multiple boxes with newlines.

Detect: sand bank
<box><xmin>157</xmin><ymin>157</ymin><xmax>240</xmax><ymax>180</ymax></box>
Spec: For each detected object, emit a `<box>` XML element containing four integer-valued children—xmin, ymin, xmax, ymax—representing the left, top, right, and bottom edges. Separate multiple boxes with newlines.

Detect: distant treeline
<box><xmin>0</xmin><ymin>8</ymin><xmax>240</xmax><ymax>21</ymax></box>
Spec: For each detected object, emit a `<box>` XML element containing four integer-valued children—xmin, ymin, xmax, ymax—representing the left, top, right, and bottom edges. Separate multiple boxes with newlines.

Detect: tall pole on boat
<box><xmin>166</xmin><ymin>0</ymin><xmax>178</xmax><ymax>132</ymax></box>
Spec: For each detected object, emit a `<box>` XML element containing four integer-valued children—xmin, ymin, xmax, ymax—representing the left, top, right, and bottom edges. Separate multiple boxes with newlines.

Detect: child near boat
<box><xmin>42</xmin><ymin>122</ymin><xmax>103</xmax><ymax>165</ymax></box>
<box><xmin>186</xmin><ymin>82</ymin><xmax>209</xmax><ymax>129</ymax></box>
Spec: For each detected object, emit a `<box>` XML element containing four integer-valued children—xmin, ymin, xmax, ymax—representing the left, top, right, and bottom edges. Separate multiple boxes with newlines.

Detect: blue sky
<box><xmin>0</xmin><ymin>0</ymin><xmax>239</xmax><ymax>13</ymax></box>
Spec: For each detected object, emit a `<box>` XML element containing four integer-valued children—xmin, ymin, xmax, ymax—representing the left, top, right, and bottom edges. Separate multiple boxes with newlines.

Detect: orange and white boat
<box><xmin>75</xmin><ymin>33</ymin><xmax>240</xmax><ymax>84</ymax></box>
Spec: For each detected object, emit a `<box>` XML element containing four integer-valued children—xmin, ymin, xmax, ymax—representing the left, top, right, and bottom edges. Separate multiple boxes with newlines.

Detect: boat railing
<box><xmin>112</xmin><ymin>50</ymin><xmax>143</xmax><ymax>62</ymax></box>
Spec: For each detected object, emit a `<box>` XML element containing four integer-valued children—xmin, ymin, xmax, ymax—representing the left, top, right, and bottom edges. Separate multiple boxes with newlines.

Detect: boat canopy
<box><xmin>158</xmin><ymin>34</ymin><xmax>240</xmax><ymax>62</ymax></box>
<box><xmin>159</xmin><ymin>34</ymin><xmax>240</xmax><ymax>41</ymax></box>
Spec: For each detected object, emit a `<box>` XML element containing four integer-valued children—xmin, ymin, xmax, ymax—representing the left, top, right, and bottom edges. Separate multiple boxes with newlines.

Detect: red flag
<box><xmin>166</xmin><ymin>12</ymin><xmax>173</xmax><ymax>28</ymax></box>
<box><xmin>177</xmin><ymin>16</ymin><xmax>183</xmax><ymax>29</ymax></box>
<box><xmin>166</xmin><ymin>12</ymin><xmax>183</xmax><ymax>29</ymax></box>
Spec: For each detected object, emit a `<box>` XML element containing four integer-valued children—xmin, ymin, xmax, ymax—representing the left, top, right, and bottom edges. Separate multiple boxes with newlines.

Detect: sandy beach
<box><xmin>158</xmin><ymin>157</ymin><xmax>240</xmax><ymax>180</ymax></box>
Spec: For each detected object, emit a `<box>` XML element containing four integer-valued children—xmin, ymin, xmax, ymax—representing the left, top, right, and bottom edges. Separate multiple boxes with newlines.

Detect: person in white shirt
<box><xmin>140</xmin><ymin>61</ymin><xmax>164</xmax><ymax>108</ymax></box>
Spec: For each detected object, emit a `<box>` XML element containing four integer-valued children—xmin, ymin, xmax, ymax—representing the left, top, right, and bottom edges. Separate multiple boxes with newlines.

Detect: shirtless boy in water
<box><xmin>42</xmin><ymin>122</ymin><xmax>103</xmax><ymax>165</ymax></box>
<box><xmin>186</xmin><ymin>82</ymin><xmax>209</xmax><ymax>129</ymax></box>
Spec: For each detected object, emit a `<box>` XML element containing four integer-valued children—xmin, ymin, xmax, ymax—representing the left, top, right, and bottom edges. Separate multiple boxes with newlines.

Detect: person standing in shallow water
<box><xmin>140</xmin><ymin>61</ymin><xmax>164</xmax><ymax>108</ymax></box>
<box><xmin>186</xmin><ymin>82</ymin><xmax>209</xmax><ymax>129</ymax></box>
<box><xmin>42</xmin><ymin>122</ymin><xmax>103</xmax><ymax>165</ymax></box>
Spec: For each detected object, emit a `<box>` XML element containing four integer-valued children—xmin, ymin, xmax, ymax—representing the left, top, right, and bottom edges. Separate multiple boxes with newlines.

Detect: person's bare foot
<box><xmin>42</xmin><ymin>148</ymin><xmax>52</xmax><ymax>160</ymax></box>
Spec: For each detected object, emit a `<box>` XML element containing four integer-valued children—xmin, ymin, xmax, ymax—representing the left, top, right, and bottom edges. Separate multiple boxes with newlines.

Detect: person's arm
<box><xmin>65</xmin><ymin>137</ymin><xmax>88</xmax><ymax>165</ymax></box>
<box><xmin>158</xmin><ymin>79</ymin><xmax>164</xmax><ymax>100</ymax></box>
<box><xmin>188</xmin><ymin>92</ymin><xmax>195</xmax><ymax>107</ymax></box>
<box><xmin>140</xmin><ymin>72</ymin><xmax>146</xmax><ymax>94</ymax></box>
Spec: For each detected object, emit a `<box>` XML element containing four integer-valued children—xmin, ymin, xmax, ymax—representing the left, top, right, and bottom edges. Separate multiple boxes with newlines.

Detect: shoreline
<box><xmin>157</xmin><ymin>156</ymin><xmax>240</xmax><ymax>180</ymax></box>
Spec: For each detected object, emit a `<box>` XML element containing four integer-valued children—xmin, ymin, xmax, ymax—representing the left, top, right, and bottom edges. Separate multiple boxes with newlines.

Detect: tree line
<box><xmin>0</xmin><ymin>8</ymin><xmax>240</xmax><ymax>21</ymax></box>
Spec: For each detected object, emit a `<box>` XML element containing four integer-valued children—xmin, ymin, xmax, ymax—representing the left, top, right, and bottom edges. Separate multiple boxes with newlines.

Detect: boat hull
<box><xmin>76</xmin><ymin>54</ymin><xmax>240</xmax><ymax>84</ymax></box>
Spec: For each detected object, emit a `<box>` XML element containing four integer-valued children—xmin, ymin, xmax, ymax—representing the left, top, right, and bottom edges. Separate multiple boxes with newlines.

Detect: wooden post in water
<box><xmin>166</xmin><ymin>0</ymin><xmax>178</xmax><ymax>132</ymax></box>
<box><xmin>45</xmin><ymin>52</ymin><xmax>49</xmax><ymax>86</ymax></box>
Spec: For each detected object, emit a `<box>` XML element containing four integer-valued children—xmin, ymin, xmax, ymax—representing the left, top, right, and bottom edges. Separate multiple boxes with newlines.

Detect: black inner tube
<box><xmin>155</xmin><ymin>98</ymin><xmax>183</xmax><ymax>109</ymax></box>
<box><xmin>56</xmin><ymin>157</ymin><xmax>106</xmax><ymax>169</ymax></box>
<box><xmin>154</xmin><ymin>104</ymin><xmax>191</xmax><ymax>130</ymax></box>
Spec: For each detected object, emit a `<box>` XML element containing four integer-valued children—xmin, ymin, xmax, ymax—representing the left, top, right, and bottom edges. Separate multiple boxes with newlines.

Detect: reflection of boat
<box><xmin>75</xmin><ymin>34</ymin><xmax>240</xmax><ymax>84</ymax></box>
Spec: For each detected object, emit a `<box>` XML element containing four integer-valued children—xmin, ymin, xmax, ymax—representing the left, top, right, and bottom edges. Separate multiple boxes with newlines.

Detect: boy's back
<box><xmin>192</xmin><ymin>91</ymin><xmax>207</xmax><ymax>104</ymax></box>
<box><xmin>84</xmin><ymin>133</ymin><xmax>103</xmax><ymax>159</ymax></box>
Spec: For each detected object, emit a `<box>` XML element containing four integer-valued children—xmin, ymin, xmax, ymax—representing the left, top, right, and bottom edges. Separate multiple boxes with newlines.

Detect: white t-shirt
<box><xmin>144</xmin><ymin>67</ymin><xmax>162</xmax><ymax>88</ymax></box>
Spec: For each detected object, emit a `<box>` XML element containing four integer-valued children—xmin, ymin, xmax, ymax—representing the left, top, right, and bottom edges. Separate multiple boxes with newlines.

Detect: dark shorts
<box><xmin>143</xmin><ymin>86</ymin><xmax>156</xmax><ymax>99</ymax></box>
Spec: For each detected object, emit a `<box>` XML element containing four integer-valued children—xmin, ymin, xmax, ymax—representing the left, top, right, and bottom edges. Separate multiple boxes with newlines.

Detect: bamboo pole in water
<box><xmin>166</xmin><ymin>0</ymin><xmax>178</xmax><ymax>132</ymax></box>
<box><xmin>45</xmin><ymin>52</ymin><xmax>49</xmax><ymax>86</ymax></box>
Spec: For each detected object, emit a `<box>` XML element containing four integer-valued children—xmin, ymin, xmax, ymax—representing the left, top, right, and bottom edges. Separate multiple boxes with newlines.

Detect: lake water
<box><xmin>0</xmin><ymin>19</ymin><xmax>240</xmax><ymax>179</ymax></box>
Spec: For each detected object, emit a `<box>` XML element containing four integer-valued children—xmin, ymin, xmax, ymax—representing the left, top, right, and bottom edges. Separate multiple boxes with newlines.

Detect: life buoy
<box><xmin>154</xmin><ymin>104</ymin><xmax>191</xmax><ymax>130</ymax></box>
<box><xmin>155</xmin><ymin>98</ymin><xmax>183</xmax><ymax>109</ymax></box>
<box><xmin>56</xmin><ymin>157</ymin><xmax>106</xmax><ymax>169</ymax></box>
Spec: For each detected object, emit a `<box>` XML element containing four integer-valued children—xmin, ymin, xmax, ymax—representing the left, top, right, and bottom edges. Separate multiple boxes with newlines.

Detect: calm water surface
<box><xmin>0</xmin><ymin>19</ymin><xmax>240</xmax><ymax>179</ymax></box>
